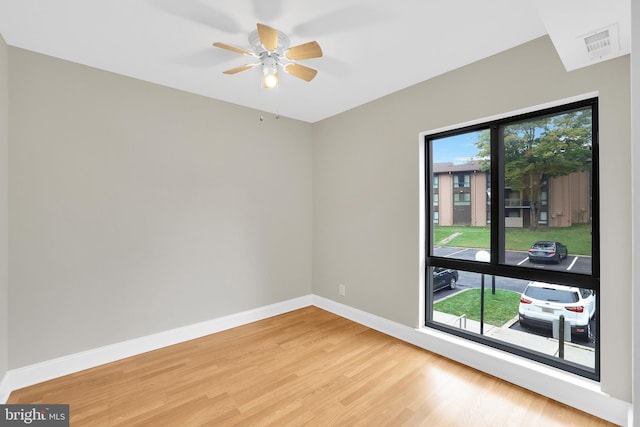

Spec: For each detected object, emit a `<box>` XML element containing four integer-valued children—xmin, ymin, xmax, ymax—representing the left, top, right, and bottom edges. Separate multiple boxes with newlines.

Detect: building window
<box><xmin>455</xmin><ymin>173</ymin><xmax>470</xmax><ymax>188</ymax></box>
<box><xmin>453</xmin><ymin>192</ymin><xmax>470</xmax><ymax>206</ymax></box>
<box><xmin>424</xmin><ymin>97</ymin><xmax>599</xmax><ymax>380</ymax></box>
<box><xmin>433</xmin><ymin>175</ymin><xmax>439</xmax><ymax>189</ymax></box>
<box><xmin>540</xmin><ymin>189</ymin><xmax>549</xmax><ymax>225</ymax></box>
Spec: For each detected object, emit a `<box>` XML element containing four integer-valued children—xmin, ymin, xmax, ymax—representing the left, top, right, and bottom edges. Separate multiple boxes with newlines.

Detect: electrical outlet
<box><xmin>339</xmin><ymin>284</ymin><xmax>346</xmax><ymax>296</ymax></box>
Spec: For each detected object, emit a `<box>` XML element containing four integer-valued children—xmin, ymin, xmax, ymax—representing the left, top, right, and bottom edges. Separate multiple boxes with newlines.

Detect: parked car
<box><xmin>433</xmin><ymin>267</ymin><xmax>459</xmax><ymax>291</ymax></box>
<box><xmin>527</xmin><ymin>241</ymin><xmax>568</xmax><ymax>264</ymax></box>
<box><xmin>518</xmin><ymin>281</ymin><xmax>595</xmax><ymax>341</ymax></box>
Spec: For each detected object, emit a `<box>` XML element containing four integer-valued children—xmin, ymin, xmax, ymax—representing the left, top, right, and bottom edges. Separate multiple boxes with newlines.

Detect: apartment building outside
<box><xmin>433</xmin><ymin>161</ymin><xmax>591</xmax><ymax>228</ymax></box>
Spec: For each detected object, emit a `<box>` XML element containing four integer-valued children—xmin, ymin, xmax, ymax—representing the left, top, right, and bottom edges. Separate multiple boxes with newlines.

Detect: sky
<box><xmin>432</xmin><ymin>131</ymin><xmax>485</xmax><ymax>164</ymax></box>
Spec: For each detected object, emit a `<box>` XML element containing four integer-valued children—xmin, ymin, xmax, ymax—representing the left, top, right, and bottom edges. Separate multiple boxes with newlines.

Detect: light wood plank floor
<box><xmin>8</xmin><ymin>306</ymin><xmax>616</xmax><ymax>426</ymax></box>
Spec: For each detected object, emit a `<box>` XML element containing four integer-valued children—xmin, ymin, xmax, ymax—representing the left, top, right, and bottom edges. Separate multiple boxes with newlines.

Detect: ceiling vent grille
<box><xmin>583</xmin><ymin>24</ymin><xmax>619</xmax><ymax>61</ymax></box>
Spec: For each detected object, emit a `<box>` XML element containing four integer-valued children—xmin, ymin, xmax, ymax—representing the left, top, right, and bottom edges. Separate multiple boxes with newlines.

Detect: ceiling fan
<box><xmin>213</xmin><ymin>23</ymin><xmax>323</xmax><ymax>88</ymax></box>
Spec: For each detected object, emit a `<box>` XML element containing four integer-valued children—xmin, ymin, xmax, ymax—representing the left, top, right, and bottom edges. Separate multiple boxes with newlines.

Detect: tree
<box><xmin>475</xmin><ymin>109</ymin><xmax>592</xmax><ymax>230</ymax></box>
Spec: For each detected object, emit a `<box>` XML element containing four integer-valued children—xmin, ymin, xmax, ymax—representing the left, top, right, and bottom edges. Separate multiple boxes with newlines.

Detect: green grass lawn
<box><xmin>434</xmin><ymin>289</ymin><xmax>520</xmax><ymax>327</ymax></box>
<box><xmin>433</xmin><ymin>224</ymin><xmax>592</xmax><ymax>256</ymax></box>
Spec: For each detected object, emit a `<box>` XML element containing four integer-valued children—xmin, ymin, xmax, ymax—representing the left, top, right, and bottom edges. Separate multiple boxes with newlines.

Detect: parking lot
<box><xmin>432</xmin><ymin>246</ymin><xmax>595</xmax><ymax>349</ymax></box>
<box><xmin>433</xmin><ymin>246</ymin><xmax>592</xmax><ymax>275</ymax></box>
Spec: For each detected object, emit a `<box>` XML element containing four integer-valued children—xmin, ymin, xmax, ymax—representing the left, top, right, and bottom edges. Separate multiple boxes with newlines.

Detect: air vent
<box><xmin>582</xmin><ymin>24</ymin><xmax>619</xmax><ymax>61</ymax></box>
<box><xmin>584</xmin><ymin>30</ymin><xmax>610</xmax><ymax>59</ymax></box>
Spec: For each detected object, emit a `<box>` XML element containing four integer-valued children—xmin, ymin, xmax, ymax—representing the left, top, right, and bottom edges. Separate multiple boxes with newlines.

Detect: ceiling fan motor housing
<box><xmin>261</xmin><ymin>54</ymin><xmax>278</xmax><ymax>75</ymax></box>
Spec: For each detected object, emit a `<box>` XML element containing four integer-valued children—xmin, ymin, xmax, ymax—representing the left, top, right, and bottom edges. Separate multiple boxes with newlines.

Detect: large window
<box><xmin>424</xmin><ymin>98</ymin><xmax>599</xmax><ymax>379</ymax></box>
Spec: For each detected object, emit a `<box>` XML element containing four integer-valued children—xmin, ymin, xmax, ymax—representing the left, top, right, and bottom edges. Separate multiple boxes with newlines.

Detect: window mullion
<box><xmin>491</xmin><ymin>125</ymin><xmax>503</xmax><ymax>265</ymax></box>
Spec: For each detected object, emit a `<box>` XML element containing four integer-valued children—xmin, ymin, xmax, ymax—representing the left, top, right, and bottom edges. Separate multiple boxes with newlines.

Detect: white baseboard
<box><xmin>311</xmin><ymin>295</ymin><xmax>632</xmax><ymax>427</ymax></box>
<box><xmin>1</xmin><ymin>294</ymin><xmax>633</xmax><ymax>426</ymax></box>
<box><xmin>3</xmin><ymin>295</ymin><xmax>312</xmax><ymax>400</ymax></box>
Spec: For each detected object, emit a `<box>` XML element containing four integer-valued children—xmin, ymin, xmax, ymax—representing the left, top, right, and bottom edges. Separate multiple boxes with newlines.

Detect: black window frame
<box><xmin>424</xmin><ymin>97</ymin><xmax>600</xmax><ymax>380</ymax></box>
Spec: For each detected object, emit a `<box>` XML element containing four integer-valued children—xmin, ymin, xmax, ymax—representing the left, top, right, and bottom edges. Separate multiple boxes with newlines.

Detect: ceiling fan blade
<box><xmin>284</xmin><ymin>63</ymin><xmax>318</xmax><ymax>82</ymax></box>
<box><xmin>257</xmin><ymin>23</ymin><xmax>278</xmax><ymax>51</ymax></box>
<box><xmin>223</xmin><ymin>64</ymin><xmax>259</xmax><ymax>74</ymax></box>
<box><xmin>213</xmin><ymin>42</ymin><xmax>253</xmax><ymax>56</ymax></box>
<box><xmin>285</xmin><ymin>41</ymin><xmax>323</xmax><ymax>60</ymax></box>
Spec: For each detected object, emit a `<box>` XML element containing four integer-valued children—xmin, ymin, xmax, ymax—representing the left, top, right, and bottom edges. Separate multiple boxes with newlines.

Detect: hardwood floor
<box><xmin>8</xmin><ymin>306</ymin><xmax>616</xmax><ymax>426</ymax></box>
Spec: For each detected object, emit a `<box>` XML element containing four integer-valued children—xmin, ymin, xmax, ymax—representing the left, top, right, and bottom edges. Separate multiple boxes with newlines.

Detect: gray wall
<box><xmin>8</xmin><ymin>48</ymin><xmax>313</xmax><ymax>367</ymax></box>
<box><xmin>0</xmin><ymin>34</ymin><xmax>8</xmax><ymax>383</ymax></box>
<box><xmin>631</xmin><ymin>0</ymin><xmax>640</xmax><ymax>422</ymax></box>
<box><xmin>312</xmin><ymin>36</ymin><xmax>631</xmax><ymax>401</ymax></box>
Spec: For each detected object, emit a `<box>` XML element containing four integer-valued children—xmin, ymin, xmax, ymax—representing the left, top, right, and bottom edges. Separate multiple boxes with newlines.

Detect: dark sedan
<box><xmin>527</xmin><ymin>241</ymin><xmax>568</xmax><ymax>264</ymax></box>
<box><xmin>433</xmin><ymin>267</ymin><xmax>459</xmax><ymax>291</ymax></box>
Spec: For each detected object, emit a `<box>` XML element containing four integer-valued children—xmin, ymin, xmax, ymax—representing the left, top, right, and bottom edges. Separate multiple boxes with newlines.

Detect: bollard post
<box><xmin>558</xmin><ymin>315</ymin><xmax>565</xmax><ymax>359</ymax></box>
<box><xmin>480</xmin><ymin>274</ymin><xmax>485</xmax><ymax>335</ymax></box>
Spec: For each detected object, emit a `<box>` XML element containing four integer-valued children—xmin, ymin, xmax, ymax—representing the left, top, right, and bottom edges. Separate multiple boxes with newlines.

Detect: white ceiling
<box><xmin>0</xmin><ymin>0</ymin><xmax>630</xmax><ymax>123</ymax></box>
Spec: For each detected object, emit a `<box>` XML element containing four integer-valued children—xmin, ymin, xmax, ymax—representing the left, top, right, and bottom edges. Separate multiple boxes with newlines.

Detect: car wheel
<box><xmin>449</xmin><ymin>277</ymin><xmax>457</xmax><ymax>290</ymax></box>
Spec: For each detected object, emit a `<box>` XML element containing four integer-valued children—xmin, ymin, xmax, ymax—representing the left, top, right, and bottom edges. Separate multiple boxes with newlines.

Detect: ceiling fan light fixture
<box><xmin>263</xmin><ymin>71</ymin><xmax>278</xmax><ymax>89</ymax></box>
<box><xmin>262</xmin><ymin>55</ymin><xmax>278</xmax><ymax>88</ymax></box>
